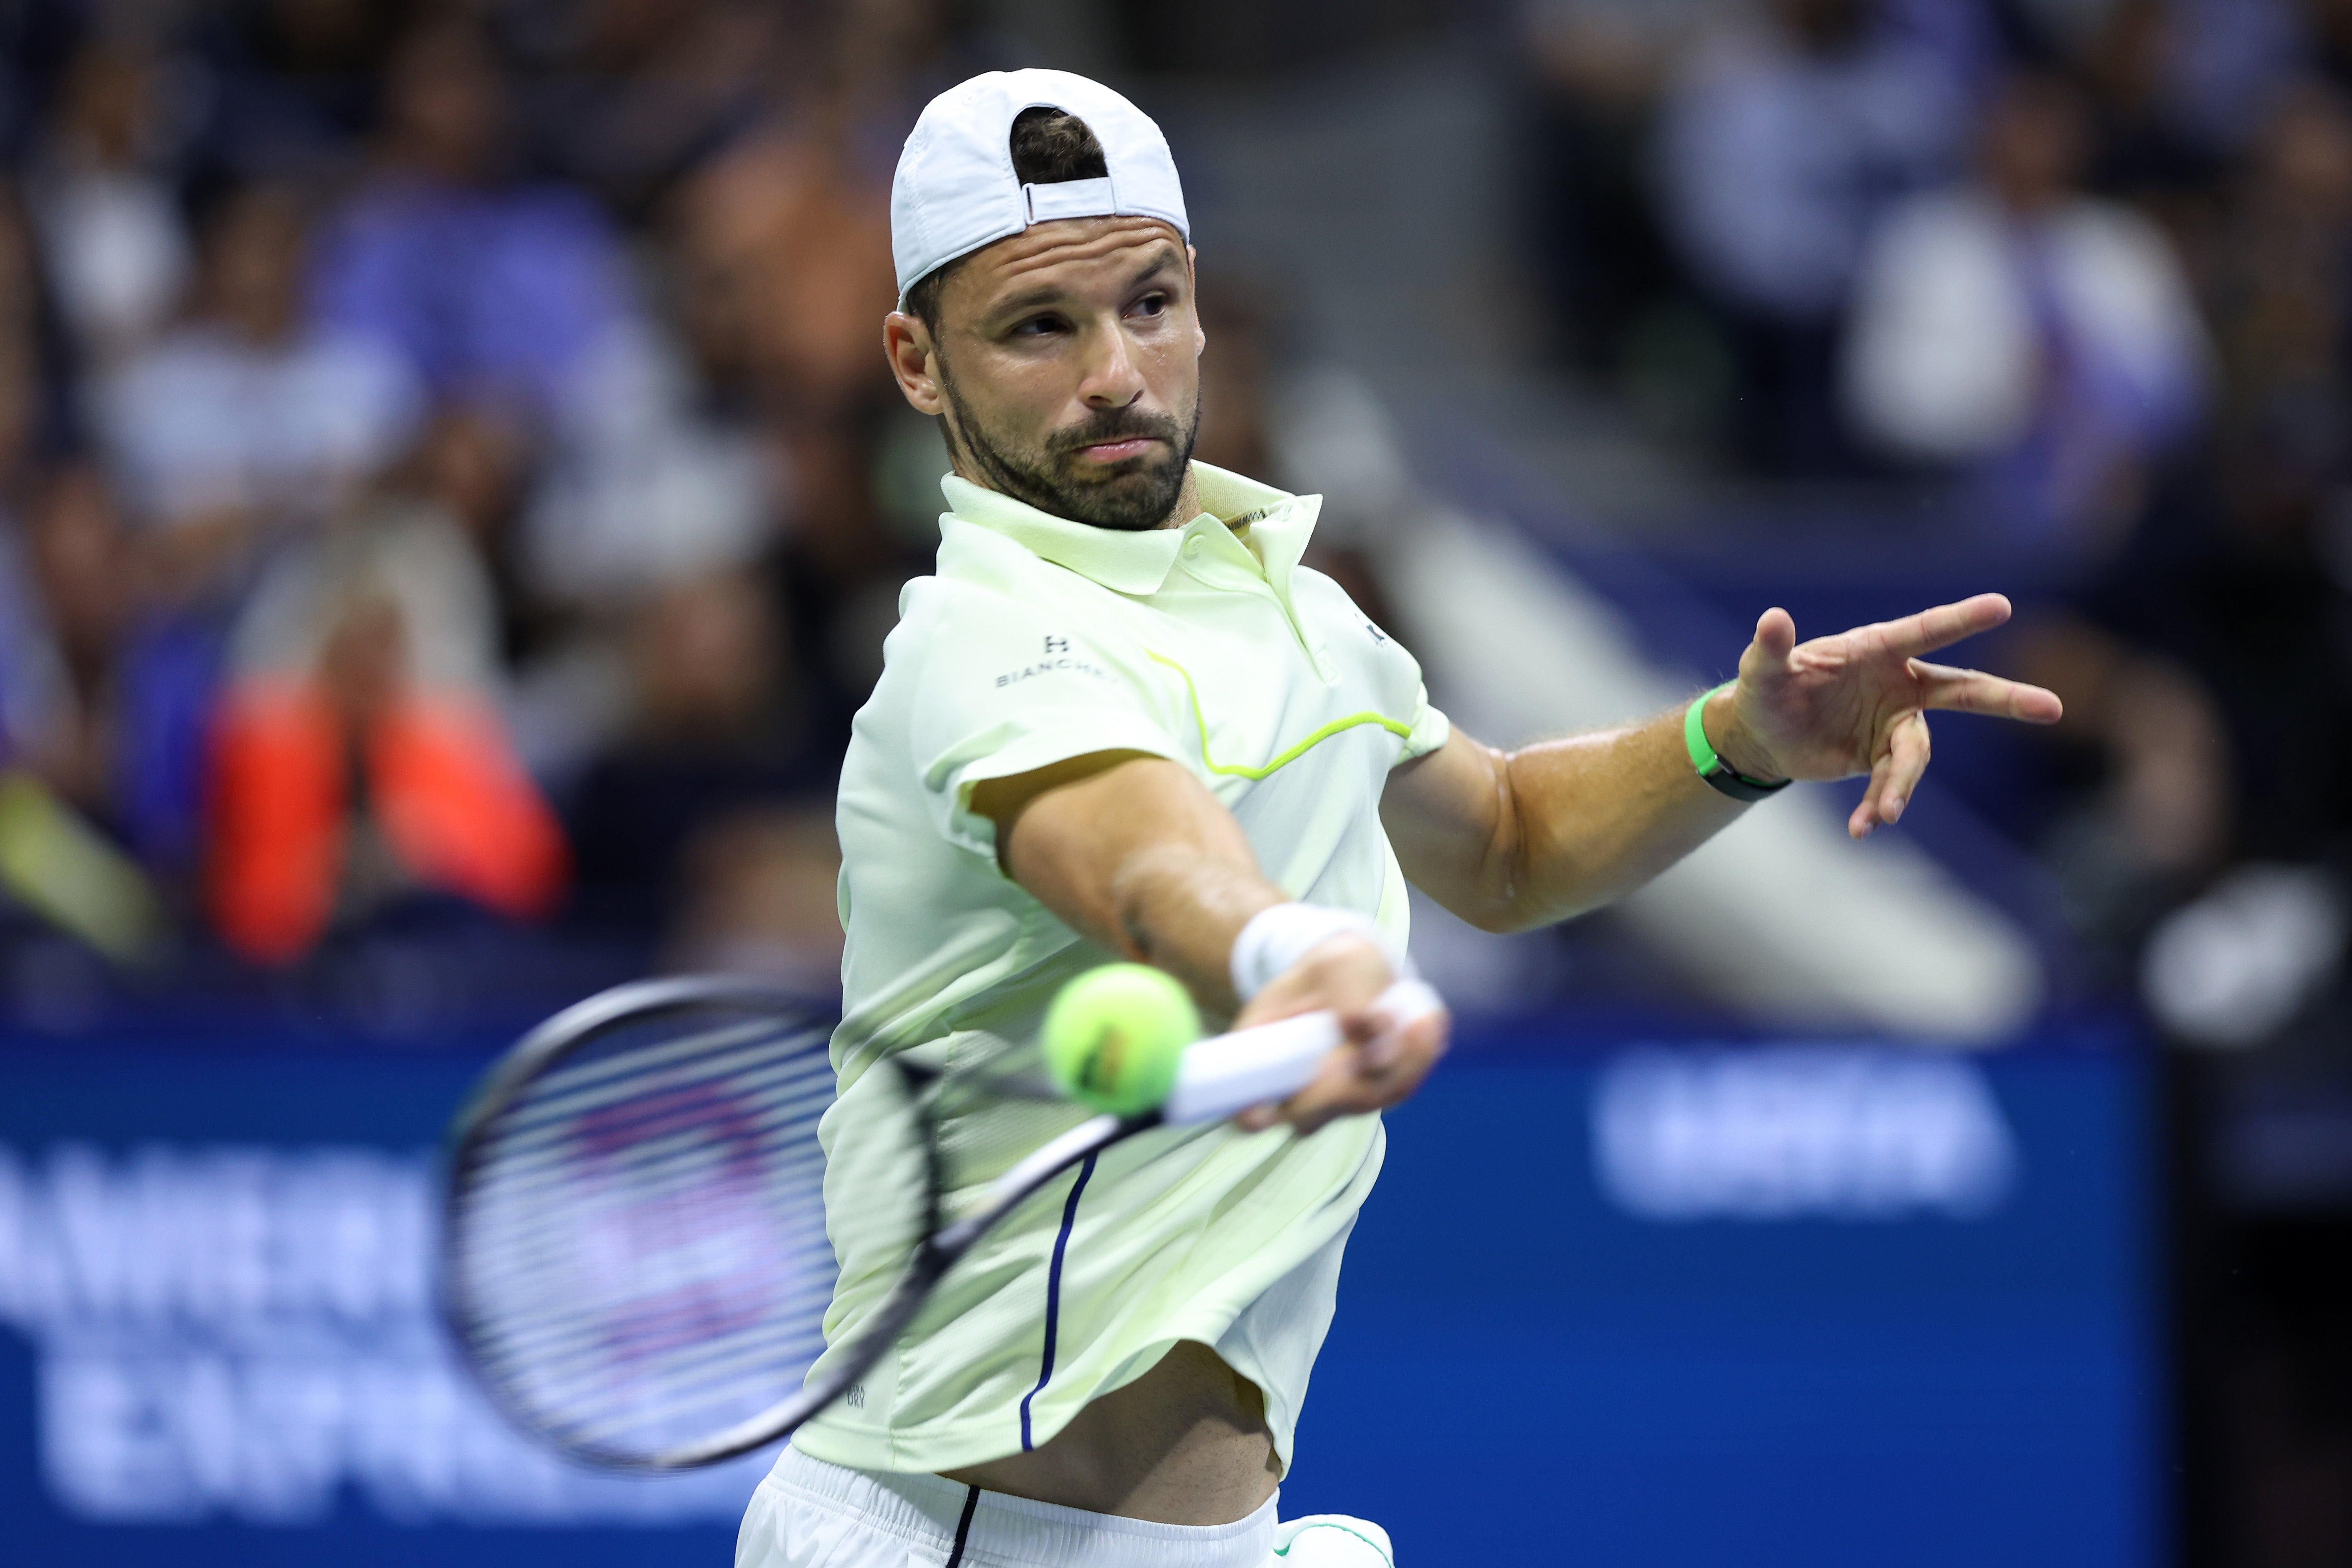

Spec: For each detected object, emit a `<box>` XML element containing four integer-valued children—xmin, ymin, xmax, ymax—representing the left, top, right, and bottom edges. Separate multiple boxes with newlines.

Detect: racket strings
<box><xmin>476</xmin><ymin>1080</ymin><xmax>833</xmax><ymax>1205</ymax></box>
<box><xmin>448</xmin><ymin>1003</ymin><xmax>877</xmax><ymax>1460</ymax></box>
<box><xmin>504</xmin><ymin>1029</ymin><xmax>837</xmax><ymax>1136</ymax></box>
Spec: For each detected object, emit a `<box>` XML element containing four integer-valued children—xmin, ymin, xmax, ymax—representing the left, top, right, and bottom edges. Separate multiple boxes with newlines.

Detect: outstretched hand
<box><xmin>1707</xmin><ymin>593</ymin><xmax>2063</xmax><ymax>840</ymax></box>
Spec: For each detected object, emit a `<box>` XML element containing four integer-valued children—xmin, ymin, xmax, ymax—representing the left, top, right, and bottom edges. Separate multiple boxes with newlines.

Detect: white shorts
<box><xmin>736</xmin><ymin>1445</ymin><xmax>1393</xmax><ymax>1568</ymax></box>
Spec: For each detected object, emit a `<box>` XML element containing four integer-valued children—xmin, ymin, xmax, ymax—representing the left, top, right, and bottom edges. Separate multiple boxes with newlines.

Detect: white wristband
<box><xmin>1228</xmin><ymin>903</ymin><xmax>1402</xmax><ymax>1002</ymax></box>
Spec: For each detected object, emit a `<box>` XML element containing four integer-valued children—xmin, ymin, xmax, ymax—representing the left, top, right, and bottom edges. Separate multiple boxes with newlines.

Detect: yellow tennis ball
<box><xmin>1042</xmin><ymin>964</ymin><xmax>1200</xmax><ymax>1116</ymax></box>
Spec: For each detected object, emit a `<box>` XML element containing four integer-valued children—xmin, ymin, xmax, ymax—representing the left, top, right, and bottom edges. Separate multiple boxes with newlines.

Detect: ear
<box><xmin>1187</xmin><ymin>245</ymin><xmax>1205</xmax><ymax>357</ymax></box>
<box><xmin>883</xmin><ymin>312</ymin><xmax>945</xmax><ymax>416</ymax></box>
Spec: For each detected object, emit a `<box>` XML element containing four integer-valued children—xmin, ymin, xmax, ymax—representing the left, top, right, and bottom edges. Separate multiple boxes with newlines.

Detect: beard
<box><xmin>938</xmin><ymin>362</ymin><xmax>1200</xmax><ymax>532</ymax></box>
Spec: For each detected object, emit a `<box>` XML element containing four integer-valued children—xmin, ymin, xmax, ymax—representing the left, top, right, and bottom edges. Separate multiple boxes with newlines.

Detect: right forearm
<box><xmin>1100</xmin><ymin>841</ymin><xmax>1284</xmax><ymax>1011</ymax></box>
<box><xmin>988</xmin><ymin>755</ymin><xmax>1286</xmax><ymax>1013</ymax></box>
<box><xmin>975</xmin><ymin>759</ymin><xmax>1448</xmax><ymax>1138</ymax></box>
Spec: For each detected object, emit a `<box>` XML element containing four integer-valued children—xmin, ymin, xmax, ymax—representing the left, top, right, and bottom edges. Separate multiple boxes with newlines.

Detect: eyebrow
<box><xmin>988</xmin><ymin>246</ymin><xmax>1185</xmax><ymax>321</ymax></box>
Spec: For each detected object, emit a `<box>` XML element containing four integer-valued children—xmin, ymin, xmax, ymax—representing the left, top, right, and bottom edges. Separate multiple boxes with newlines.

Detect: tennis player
<box><xmin>737</xmin><ymin>69</ymin><xmax>2063</xmax><ymax>1568</ymax></box>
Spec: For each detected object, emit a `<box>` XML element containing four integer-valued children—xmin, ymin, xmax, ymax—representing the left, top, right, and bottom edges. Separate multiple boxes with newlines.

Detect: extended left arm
<box><xmin>1383</xmin><ymin>593</ymin><xmax>2064</xmax><ymax>933</ymax></box>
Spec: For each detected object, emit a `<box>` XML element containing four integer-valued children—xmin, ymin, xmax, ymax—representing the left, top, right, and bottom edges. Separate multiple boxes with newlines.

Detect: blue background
<box><xmin>0</xmin><ymin>1018</ymin><xmax>2159</xmax><ymax>1567</ymax></box>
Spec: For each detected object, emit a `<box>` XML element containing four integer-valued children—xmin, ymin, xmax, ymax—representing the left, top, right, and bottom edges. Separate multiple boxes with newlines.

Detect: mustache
<box><xmin>1047</xmin><ymin>406</ymin><xmax>1185</xmax><ymax>457</ymax></box>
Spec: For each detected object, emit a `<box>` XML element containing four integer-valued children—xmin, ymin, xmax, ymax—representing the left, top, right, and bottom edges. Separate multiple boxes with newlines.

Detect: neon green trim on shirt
<box><xmin>1149</xmin><ymin>651</ymin><xmax>1412</xmax><ymax>779</ymax></box>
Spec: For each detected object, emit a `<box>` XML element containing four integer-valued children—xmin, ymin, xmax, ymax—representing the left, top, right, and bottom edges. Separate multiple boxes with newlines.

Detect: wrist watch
<box><xmin>1684</xmin><ymin>683</ymin><xmax>1792</xmax><ymax>803</ymax></box>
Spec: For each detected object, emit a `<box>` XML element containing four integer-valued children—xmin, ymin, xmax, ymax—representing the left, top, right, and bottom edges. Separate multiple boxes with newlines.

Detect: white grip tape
<box><xmin>1162</xmin><ymin>979</ymin><xmax>1446</xmax><ymax>1127</ymax></box>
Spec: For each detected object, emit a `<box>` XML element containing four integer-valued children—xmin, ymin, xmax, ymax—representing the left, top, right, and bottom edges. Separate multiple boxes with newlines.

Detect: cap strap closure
<box><xmin>1023</xmin><ymin>177</ymin><xmax>1118</xmax><ymax>223</ymax></box>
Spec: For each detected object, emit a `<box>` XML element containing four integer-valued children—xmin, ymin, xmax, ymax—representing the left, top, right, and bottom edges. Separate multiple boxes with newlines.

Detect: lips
<box><xmin>1077</xmin><ymin>438</ymin><xmax>1158</xmax><ymax>464</ymax></box>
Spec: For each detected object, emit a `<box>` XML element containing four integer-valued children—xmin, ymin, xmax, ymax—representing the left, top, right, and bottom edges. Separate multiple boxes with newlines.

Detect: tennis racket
<box><xmin>438</xmin><ymin>971</ymin><xmax>1440</xmax><ymax>1472</ymax></box>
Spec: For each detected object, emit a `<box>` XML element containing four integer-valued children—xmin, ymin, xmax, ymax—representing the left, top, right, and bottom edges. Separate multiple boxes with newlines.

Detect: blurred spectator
<box><xmin>2010</xmin><ymin>610</ymin><xmax>2234</xmax><ymax>941</ymax></box>
<box><xmin>0</xmin><ymin>452</ymin><xmax>211</xmax><ymax>883</ymax></box>
<box><xmin>26</xmin><ymin>43</ymin><xmax>190</xmax><ymax>368</ymax></box>
<box><xmin>1843</xmin><ymin>71</ymin><xmax>2208</xmax><ymax>549</ymax></box>
<box><xmin>206</xmin><ymin>484</ymin><xmax>565</xmax><ymax>967</ymax></box>
<box><xmin>513</xmin><ymin>228</ymin><xmax>782</xmax><ymax>619</ymax></box>
<box><xmin>665</xmin><ymin>803</ymin><xmax>843</xmax><ymax>989</ymax></box>
<box><xmin>501</xmin><ymin>136</ymin><xmax>805</xmax><ymax>785</ymax></box>
<box><xmin>667</xmin><ymin>105</ymin><xmax>896</xmax><ymax>427</ymax></box>
<box><xmin>100</xmin><ymin>181</ymin><xmax>422</xmax><ymax>600</ymax></box>
<box><xmin>1517</xmin><ymin>0</ymin><xmax>1739</xmax><ymax>389</ymax></box>
<box><xmin>2203</xmin><ymin>82</ymin><xmax>2352</xmax><ymax>482</ymax></box>
<box><xmin>663</xmin><ymin>5</ymin><xmax>950</xmax><ymax>767</ymax></box>
<box><xmin>311</xmin><ymin>16</ymin><xmax>642</xmax><ymax>431</ymax></box>
<box><xmin>564</xmin><ymin>571</ymin><xmax>835</xmax><ymax>968</ymax></box>
<box><xmin>1</xmin><ymin>464</ymin><xmax>127</xmax><ymax>817</ymax></box>
<box><xmin>2003</xmin><ymin>81</ymin><xmax>2352</xmax><ymax>958</ymax></box>
<box><xmin>0</xmin><ymin>461</ymin><xmax>163</xmax><ymax>963</ymax></box>
<box><xmin>1190</xmin><ymin>279</ymin><xmax>1403</xmax><ymax>633</ymax></box>
<box><xmin>2067</xmin><ymin>82</ymin><xmax>2352</xmax><ymax>879</ymax></box>
<box><xmin>1656</xmin><ymin>0</ymin><xmax>1978</xmax><ymax>473</ymax></box>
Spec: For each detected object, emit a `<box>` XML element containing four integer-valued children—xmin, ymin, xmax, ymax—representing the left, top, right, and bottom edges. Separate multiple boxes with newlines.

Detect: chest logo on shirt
<box><xmin>995</xmin><ymin>633</ymin><xmax>1113</xmax><ymax>689</ymax></box>
<box><xmin>1365</xmin><ymin>621</ymin><xmax>1388</xmax><ymax>644</ymax></box>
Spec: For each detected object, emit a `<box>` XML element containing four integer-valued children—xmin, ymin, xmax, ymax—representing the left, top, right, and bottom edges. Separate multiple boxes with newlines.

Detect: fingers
<box><xmin>1848</xmin><ymin>751</ymin><xmax>1893</xmax><ymax>839</ymax></box>
<box><xmin>1910</xmin><ymin>659</ymin><xmax>2064</xmax><ymax>724</ymax></box>
<box><xmin>1237</xmin><ymin>1003</ymin><xmax>1451</xmax><ymax>1135</ymax></box>
<box><xmin>1285</xmin><ymin>1009</ymin><xmax>1451</xmax><ymax>1135</ymax></box>
<box><xmin>1848</xmin><ymin>713</ymin><xmax>1931</xmax><ymax>837</ymax></box>
<box><xmin>1233</xmin><ymin>1046</ymin><xmax>1350</xmax><ymax>1132</ymax></box>
<box><xmin>1879</xmin><ymin>711</ymin><xmax>1931</xmax><ymax>824</ymax></box>
<box><xmin>1880</xmin><ymin>593</ymin><xmax>2012</xmax><ymax>659</ymax></box>
<box><xmin>1750</xmin><ymin>606</ymin><xmax>1797</xmax><ymax>666</ymax></box>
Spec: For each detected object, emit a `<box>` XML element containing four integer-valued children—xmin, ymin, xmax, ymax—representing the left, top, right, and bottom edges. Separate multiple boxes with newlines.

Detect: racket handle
<box><xmin>1162</xmin><ymin>979</ymin><xmax>1445</xmax><ymax>1127</ymax></box>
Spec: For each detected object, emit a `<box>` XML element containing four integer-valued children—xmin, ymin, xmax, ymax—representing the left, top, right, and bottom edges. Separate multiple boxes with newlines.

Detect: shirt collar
<box><xmin>939</xmin><ymin>461</ymin><xmax>1320</xmax><ymax>596</ymax></box>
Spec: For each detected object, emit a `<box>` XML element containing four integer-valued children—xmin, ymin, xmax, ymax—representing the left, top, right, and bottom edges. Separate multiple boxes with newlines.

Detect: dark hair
<box><xmin>905</xmin><ymin>106</ymin><xmax>1109</xmax><ymax>331</ymax></box>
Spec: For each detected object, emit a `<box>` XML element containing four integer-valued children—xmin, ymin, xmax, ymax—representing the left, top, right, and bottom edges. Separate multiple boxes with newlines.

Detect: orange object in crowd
<box><xmin>206</xmin><ymin>679</ymin><xmax>568</xmax><ymax>964</ymax></box>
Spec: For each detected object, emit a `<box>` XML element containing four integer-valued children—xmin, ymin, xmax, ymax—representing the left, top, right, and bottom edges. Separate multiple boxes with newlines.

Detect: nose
<box><xmin>1076</xmin><ymin>316</ymin><xmax>1146</xmax><ymax>410</ymax></box>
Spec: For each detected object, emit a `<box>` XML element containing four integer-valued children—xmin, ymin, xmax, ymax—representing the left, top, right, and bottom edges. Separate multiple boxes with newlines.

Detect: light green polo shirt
<box><xmin>793</xmin><ymin>461</ymin><xmax>1449</xmax><ymax>1477</ymax></box>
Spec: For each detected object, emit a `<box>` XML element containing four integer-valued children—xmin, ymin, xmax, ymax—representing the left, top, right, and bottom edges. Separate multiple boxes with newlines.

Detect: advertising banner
<box><xmin>0</xmin><ymin>1020</ymin><xmax>2155</xmax><ymax>1567</ymax></box>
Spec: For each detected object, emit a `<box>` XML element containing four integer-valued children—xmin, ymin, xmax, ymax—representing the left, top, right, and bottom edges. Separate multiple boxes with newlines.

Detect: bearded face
<box><xmin>937</xmin><ymin>354</ymin><xmax>1200</xmax><ymax>532</ymax></box>
<box><xmin>901</xmin><ymin>215</ymin><xmax>1207</xmax><ymax>534</ymax></box>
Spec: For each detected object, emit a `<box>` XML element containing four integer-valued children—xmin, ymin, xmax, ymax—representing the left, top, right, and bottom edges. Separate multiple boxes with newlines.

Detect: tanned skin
<box><xmin>879</xmin><ymin>215</ymin><xmax>2063</xmax><ymax>1525</ymax></box>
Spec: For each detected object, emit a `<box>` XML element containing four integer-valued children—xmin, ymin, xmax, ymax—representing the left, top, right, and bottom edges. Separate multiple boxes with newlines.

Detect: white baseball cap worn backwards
<box><xmin>889</xmin><ymin>68</ymin><xmax>1190</xmax><ymax>309</ymax></box>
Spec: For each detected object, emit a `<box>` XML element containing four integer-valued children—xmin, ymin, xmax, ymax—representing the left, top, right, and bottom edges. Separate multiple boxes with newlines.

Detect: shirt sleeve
<box><xmin>1398</xmin><ymin>684</ymin><xmax>1451</xmax><ymax>764</ymax></box>
<box><xmin>904</xmin><ymin>581</ymin><xmax>1186</xmax><ymax>861</ymax></box>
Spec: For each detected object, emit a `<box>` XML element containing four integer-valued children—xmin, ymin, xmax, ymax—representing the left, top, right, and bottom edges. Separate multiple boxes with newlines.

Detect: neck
<box><xmin>1160</xmin><ymin>466</ymin><xmax>1203</xmax><ymax>530</ymax></box>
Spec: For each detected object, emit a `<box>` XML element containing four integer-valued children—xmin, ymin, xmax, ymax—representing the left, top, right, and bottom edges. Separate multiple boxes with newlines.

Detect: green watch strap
<box><xmin>1684</xmin><ymin>683</ymin><xmax>1792</xmax><ymax>803</ymax></box>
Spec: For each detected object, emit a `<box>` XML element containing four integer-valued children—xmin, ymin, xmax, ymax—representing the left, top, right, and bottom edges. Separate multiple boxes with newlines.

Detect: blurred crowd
<box><xmin>1</xmin><ymin>0</ymin><xmax>2348</xmax><ymax>1036</ymax></box>
<box><xmin>1522</xmin><ymin>0</ymin><xmax>2352</xmax><ymax>1042</ymax></box>
<box><xmin>0</xmin><ymin>0</ymin><xmax>999</xmax><ymax>991</ymax></box>
<box><xmin>0</xmin><ymin>0</ymin><xmax>1408</xmax><ymax>1007</ymax></box>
